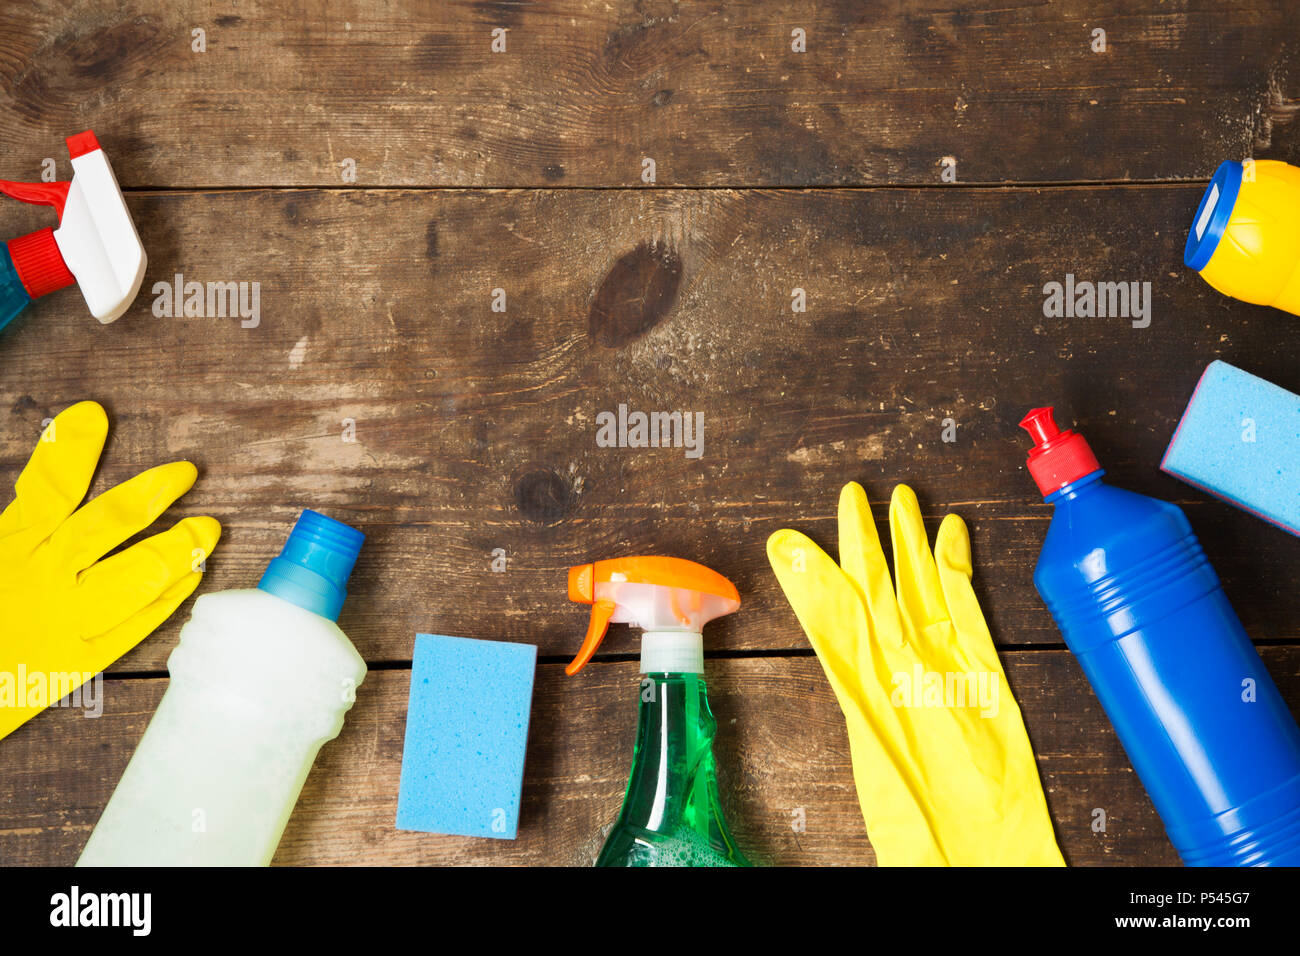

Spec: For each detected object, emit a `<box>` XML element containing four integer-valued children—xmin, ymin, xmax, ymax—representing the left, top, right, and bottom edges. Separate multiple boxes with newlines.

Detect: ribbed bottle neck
<box><xmin>640</xmin><ymin>630</ymin><xmax>704</xmax><ymax>674</ymax></box>
<box><xmin>1044</xmin><ymin>468</ymin><xmax>1105</xmax><ymax>503</ymax></box>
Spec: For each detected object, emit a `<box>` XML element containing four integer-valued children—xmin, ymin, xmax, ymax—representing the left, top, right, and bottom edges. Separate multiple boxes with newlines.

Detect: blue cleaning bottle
<box><xmin>1021</xmin><ymin>407</ymin><xmax>1300</xmax><ymax>866</ymax></box>
<box><xmin>0</xmin><ymin>245</ymin><xmax>31</xmax><ymax>331</ymax></box>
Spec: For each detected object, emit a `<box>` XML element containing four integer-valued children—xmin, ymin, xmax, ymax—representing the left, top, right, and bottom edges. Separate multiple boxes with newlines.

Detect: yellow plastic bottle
<box><xmin>1185</xmin><ymin>159</ymin><xmax>1300</xmax><ymax>315</ymax></box>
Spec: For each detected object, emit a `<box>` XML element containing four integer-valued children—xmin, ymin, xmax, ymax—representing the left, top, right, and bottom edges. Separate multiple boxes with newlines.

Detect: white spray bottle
<box><xmin>0</xmin><ymin>130</ymin><xmax>146</xmax><ymax>334</ymax></box>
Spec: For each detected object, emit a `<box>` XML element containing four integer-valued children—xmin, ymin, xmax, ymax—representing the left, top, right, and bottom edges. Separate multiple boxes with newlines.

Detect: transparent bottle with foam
<box><xmin>77</xmin><ymin>511</ymin><xmax>367</xmax><ymax>867</ymax></box>
<box><xmin>566</xmin><ymin>556</ymin><xmax>752</xmax><ymax>867</ymax></box>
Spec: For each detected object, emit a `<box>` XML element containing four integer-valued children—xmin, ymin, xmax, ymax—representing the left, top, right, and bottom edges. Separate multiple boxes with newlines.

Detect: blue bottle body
<box><xmin>1034</xmin><ymin>470</ymin><xmax>1300</xmax><ymax>865</ymax></box>
<box><xmin>0</xmin><ymin>244</ymin><xmax>32</xmax><ymax>334</ymax></box>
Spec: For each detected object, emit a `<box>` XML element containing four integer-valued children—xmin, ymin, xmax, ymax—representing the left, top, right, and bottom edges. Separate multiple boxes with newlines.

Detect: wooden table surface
<box><xmin>2</xmin><ymin>0</ymin><xmax>1300</xmax><ymax>866</ymax></box>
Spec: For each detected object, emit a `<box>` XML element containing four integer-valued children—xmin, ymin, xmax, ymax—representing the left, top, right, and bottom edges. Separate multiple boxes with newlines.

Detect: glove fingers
<box><xmin>75</xmin><ymin>516</ymin><xmax>220</xmax><ymax>643</ymax></box>
<box><xmin>836</xmin><ymin>482</ymin><xmax>904</xmax><ymax>643</ymax></box>
<box><xmin>81</xmin><ymin>567</ymin><xmax>206</xmax><ymax>671</ymax></box>
<box><xmin>888</xmin><ymin>485</ymin><xmax>950</xmax><ymax>644</ymax></box>
<box><xmin>0</xmin><ymin>401</ymin><xmax>107</xmax><ymax>543</ymax></box>
<box><xmin>767</xmin><ymin>528</ymin><xmax>871</xmax><ymax>681</ymax></box>
<box><xmin>53</xmin><ymin>461</ymin><xmax>198</xmax><ymax>571</ymax></box>
<box><xmin>934</xmin><ymin>512</ymin><xmax>1004</xmax><ymax>675</ymax></box>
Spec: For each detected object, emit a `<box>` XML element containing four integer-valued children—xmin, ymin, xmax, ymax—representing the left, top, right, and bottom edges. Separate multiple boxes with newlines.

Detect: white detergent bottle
<box><xmin>77</xmin><ymin>510</ymin><xmax>367</xmax><ymax>867</ymax></box>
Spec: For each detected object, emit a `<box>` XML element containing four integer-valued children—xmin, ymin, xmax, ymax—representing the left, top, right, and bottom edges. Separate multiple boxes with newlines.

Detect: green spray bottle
<box><xmin>566</xmin><ymin>556</ymin><xmax>751</xmax><ymax>867</ymax></box>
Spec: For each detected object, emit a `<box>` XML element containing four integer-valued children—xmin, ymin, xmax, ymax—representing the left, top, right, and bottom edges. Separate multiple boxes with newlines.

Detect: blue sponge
<box><xmin>1162</xmin><ymin>360</ymin><xmax>1300</xmax><ymax>536</ymax></box>
<box><xmin>396</xmin><ymin>634</ymin><xmax>537</xmax><ymax>840</ymax></box>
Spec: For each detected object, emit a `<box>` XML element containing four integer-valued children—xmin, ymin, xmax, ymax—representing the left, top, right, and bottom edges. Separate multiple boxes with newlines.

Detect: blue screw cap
<box><xmin>1185</xmin><ymin>160</ymin><xmax>1243</xmax><ymax>272</ymax></box>
<box><xmin>258</xmin><ymin>510</ymin><xmax>364</xmax><ymax>621</ymax></box>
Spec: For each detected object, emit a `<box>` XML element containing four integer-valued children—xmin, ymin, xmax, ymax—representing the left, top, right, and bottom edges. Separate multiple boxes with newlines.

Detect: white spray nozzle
<box><xmin>54</xmin><ymin>132</ymin><xmax>147</xmax><ymax>323</ymax></box>
<box><xmin>1</xmin><ymin>131</ymin><xmax>146</xmax><ymax>324</ymax></box>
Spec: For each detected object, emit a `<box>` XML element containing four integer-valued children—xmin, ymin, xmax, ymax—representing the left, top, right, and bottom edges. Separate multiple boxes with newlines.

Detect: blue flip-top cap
<box><xmin>258</xmin><ymin>510</ymin><xmax>364</xmax><ymax>621</ymax></box>
<box><xmin>1185</xmin><ymin>160</ymin><xmax>1243</xmax><ymax>271</ymax></box>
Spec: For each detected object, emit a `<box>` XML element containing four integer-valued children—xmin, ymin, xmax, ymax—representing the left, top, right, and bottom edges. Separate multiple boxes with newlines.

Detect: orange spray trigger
<box><xmin>564</xmin><ymin>556</ymin><xmax>741</xmax><ymax>677</ymax></box>
<box><xmin>567</xmin><ymin>599</ymin><xmax>617</xmax><ymax>675</ymax></box>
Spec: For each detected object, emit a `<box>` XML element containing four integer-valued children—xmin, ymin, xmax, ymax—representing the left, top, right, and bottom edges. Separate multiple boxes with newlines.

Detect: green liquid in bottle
<box><xmin>596</xmin><ymin>672</ymin><xmax>751</xmax><ymax>867</ymax></box>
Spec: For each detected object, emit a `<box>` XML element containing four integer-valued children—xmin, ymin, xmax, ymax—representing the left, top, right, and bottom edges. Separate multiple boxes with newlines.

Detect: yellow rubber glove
<box><xmin>767</xmin><ymin>482</ymin><xmax>1063</xmax><ymax>866</ymax></box>
<box><xmin>0</xmin><ymin>401</ymin><xmax>221</xmax><ymax>741</ymax></box>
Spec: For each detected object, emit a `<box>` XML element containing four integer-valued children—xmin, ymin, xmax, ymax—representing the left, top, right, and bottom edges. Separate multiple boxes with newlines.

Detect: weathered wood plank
<box><xmin>3</xmin><ymin>185</ymin><xmax>1300</xmax><ymax>665</ymax></box>
<box><xmin>2</xmin><ymin>1</ymin><xmax>1297</xmax><ymax>187</ymax></box>
<box><xmin>17</xmin><ymin>648</ymin><xmax>1292</xmax><ymax>866</ymax></box>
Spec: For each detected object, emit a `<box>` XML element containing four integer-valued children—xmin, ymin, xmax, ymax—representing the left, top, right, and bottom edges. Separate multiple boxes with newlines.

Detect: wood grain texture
<box><xmin>1</xmin><ymin>0</ymin><xmax>1298</xmax><ymax>187</ymax></box>
<box><xmin>16</xmin><ymin>649</ymin><xmax>1296</xmax><ymax>867</ymax></box>
<box><xmin>3</xmin><ymin>186</ymin><xmax>1299</xmax><ymax>666</ymax></box>
<box><xmin>3</xmin><ymin>0</ymin><xmax>1300</xmax><ymax>871</ymax></box>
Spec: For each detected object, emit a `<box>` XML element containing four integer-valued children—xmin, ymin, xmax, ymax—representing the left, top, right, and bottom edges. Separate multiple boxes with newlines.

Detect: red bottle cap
<box><xmin>1019</xmin><ymin>407</ymin><xmax>1102</xmax><ymax>496</ymax></box>
<box><xmin>6</xmin><ymin>227</ymin><xmax>75</xmax><ymax>299</ymax></box>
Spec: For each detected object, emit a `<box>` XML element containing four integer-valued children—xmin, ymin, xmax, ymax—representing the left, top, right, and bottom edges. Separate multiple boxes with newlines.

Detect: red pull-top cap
<box><xmin>1019</xmin><ymin>406</ymin><xmax>1101</xmax><ymax>496</ymax></box>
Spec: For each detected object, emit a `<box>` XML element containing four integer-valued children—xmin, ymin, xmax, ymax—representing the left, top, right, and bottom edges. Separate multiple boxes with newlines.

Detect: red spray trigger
<box><xmin>0</xmin><ymin>132</ymin><xmax>98</xmax><ymax>219</ymax></box>
<box><xmin>1020</xmin><ymin>406</ymin><xmax>1102</xmax><ymax>497</ymax></box>
<box><xmin>0</xmin><ymin>180</ymin><xmax>71</xmax><ymax>219</ymax></box>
